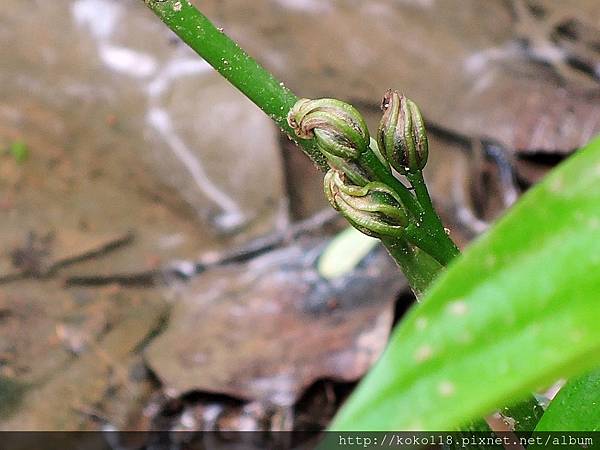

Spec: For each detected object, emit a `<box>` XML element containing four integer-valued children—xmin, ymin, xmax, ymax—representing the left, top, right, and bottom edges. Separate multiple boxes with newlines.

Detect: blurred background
<box><xmin>1</xmin><ymin>0</ymin><xmax>599</xmax><ymax>438</ymax></box>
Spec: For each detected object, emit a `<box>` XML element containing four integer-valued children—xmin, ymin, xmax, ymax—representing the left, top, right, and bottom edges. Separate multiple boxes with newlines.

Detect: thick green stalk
<box><xmin>380</xmin><ymin>238</ymin><xmax>442</xmax><ymax>298</ymax></box>
<box><xmin>142</xmin><ymin>0</ymin><xmax>328</xmax><ymax>170</ymax></box>
<box><xmin>407</xmin><ymin>171</ymin><xmax>460</xmax><ymax>265</ymax></box>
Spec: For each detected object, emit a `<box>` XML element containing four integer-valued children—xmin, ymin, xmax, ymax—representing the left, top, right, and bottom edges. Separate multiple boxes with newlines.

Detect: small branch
<box><xmin>48</xmin><ymin>232</ymin><xmax>135</xmax><ymax>275</ymax></box>
<box><xmin>64</xmin><ymin>271</ymin><xmax>158</xmax><ymax>287</ymax></box>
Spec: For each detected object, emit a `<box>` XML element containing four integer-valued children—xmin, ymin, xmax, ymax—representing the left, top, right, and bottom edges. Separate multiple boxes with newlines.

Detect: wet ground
<box><xmin>0</xmin><ymin>0</ymin><xmax>599</xmax><ymax>437</ymax></box>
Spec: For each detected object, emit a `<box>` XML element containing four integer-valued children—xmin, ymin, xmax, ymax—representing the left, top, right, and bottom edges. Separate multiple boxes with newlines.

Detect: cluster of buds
<box><xmin>288</xmin><ymin>90</ymin><xmax>429</xmax><ymax>239</ymax></box>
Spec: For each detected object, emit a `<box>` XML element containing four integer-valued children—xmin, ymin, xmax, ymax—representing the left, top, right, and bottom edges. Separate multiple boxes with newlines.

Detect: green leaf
<box><xmin>330</xmin><ymin>135</ymin><xmax>600</xmax><ymax>431</ymax></box>
<box><xmin>9</xmin><ymin>140</ymin><xmax>28</xmax><ymax>164</ymax></box>
<box><xmin>500</xmin><ymin>396</ymin><xmax>545</xmax><ymax>431</ymax></box>
<box><xmin>533</xmin><ymin>367</ymin><xmax>600</xmax><ymax>432</ymax></box>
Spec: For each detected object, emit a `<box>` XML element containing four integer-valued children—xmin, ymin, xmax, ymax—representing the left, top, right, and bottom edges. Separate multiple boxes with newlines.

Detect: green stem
<box><xmin>359</xmin><ymin>147</ymin><xmax>459</xmax><ymax>267</ymax></box>
<box><xmin>380</xmin><ymin>237</ymin><xmax>442</xmax><ymax>298</ymax></box>
<box><xmin>142</xmin><ymin>0</ymin><xmax>328</xmax><ymax>171</ymax></box>
<box><xmin>407</xmin><ymin>171</ymin><xmax>460</xmax><ymax>265</ymax></box>
<box><xmin>363</xmin><ymin>142</ymin><xmax>459</xmax><ymax>268</ymax></box>
<box><xmin>403</xmin><ymin>225</ymin><xmax>455</xmax><ymax>267</ymax></box>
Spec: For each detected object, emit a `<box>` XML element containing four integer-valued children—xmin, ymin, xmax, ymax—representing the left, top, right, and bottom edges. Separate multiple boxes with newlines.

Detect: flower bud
<box><xmin>288</xmin><ymin>98</ymin><xmax>370</xmax><ymax>161</ymax></box>
<box><xmin>377</xmin><ymin>90</ymin><xmax>428</xmax><ymax>174</ymax></box>
<box><xmin>324</xmin><ymin>170</ymin><xmax>408</xmax><ymax>238</ymax></box>
<box><xmin>326</xmin><ymin>153</ymin><xmax>370</xmax><ymax>187</ymax></box>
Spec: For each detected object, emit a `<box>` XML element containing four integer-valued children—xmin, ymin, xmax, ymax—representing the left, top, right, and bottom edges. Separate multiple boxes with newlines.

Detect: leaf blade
<box><xmin>533</xmin><ymin>368</ymin><xmax>600</xmax><ymax>432</ymax></box>
<box><xmin>330</xmin><ymin>135</ymin><xmax>600</xmax><ymax>431</ymax></box>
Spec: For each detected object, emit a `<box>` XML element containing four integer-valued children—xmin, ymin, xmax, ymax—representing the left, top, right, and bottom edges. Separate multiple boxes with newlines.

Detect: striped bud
<box><xmin>377</xmin><ymin>90</ymin><xmax>428</xmax><ymax>174</ymax></box>
<box><xmin>324</xmin><ymin>170</ymin><xmax>408</xmax><ymax>238</ymax></box>
<box><xmin>288</xmin><ymin>98</ymin><xmax>369</xmax><ymax>161</ymax></box>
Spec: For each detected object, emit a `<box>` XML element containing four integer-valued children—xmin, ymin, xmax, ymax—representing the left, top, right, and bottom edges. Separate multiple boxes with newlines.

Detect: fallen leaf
<box><xmin>145</xmin><ymin>237</ymin><xmax>405</xmax><ymax>406</ymax></box>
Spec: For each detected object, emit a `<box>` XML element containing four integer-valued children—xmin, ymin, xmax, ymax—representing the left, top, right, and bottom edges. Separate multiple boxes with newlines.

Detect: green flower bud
<box><xmin>325</xmin><ymin>153</ymin><xmax>371</xmax><ymax>187</ymax></box>
<box><xmin>377</xmin><ymin>90</ymin><xmax>428</xmax><ymax>174</ymax></box>
<box><xmin>288</xmin><ymin>98</ymin><xmax>370</xmax><ymax>161</ymax></box>
<box><xmin>324</xmin><ymin>170</ymin><xmax>408</xmax><ymax>238</ymax></box>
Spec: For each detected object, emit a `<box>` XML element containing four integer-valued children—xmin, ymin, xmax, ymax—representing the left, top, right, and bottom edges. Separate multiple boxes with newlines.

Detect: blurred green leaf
<box><xmin>533</xmin><ymin>368</ymin><xmax>600</xmax><ymax>432</ymax></box>
<box><xmin>330</xmin><ymin>135</ymin><xmax>600</xmax><ymax>431</ymax></box>
<box><xmin>9</xmin><ymin>140</ymin><xmax>29</xmax><ymax>164</ymax></box>
<box><xmin>318</xmin><ymin>227</ymin><xmax>378</xmax><ymax>279</ymax></box>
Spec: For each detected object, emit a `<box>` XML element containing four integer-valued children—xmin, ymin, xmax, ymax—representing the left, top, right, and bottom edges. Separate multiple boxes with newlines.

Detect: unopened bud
<box><xmin>377</xmin><ymin>90</ymin><xmax>428</xmax><ymax>174</ymax></box>
<box><xmin>288</xmin><ymin>98</ymin><xmax>369</xmax><ymax>161</ymax></box>
<box><xmin>326</xmin><ymin>153</ymin><xmax>370</xmax><ymax>187</ymax></box>
<box><xmin>324</xmin><ymin>170</ymin><xmax>407</xmax><ymax>238</ymax></box>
